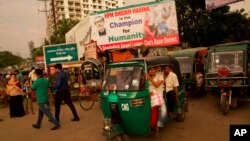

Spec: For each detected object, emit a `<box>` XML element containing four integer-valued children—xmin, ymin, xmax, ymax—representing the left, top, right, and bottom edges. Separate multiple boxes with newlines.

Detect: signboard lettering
<box><xmin>44</xmin><ymin>43</ymin><xmax>78</xmax><ymax>65</ymax></box>
<box><xmin>90</xmin><ymin>0</ymin><xmax>179</xmax><ymax>51</ymax></box>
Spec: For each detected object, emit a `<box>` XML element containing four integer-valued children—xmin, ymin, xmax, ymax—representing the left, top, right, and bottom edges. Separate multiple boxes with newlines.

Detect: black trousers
<box><xmin>166</xmin><ymin>91</ymin><xmax>176</xmax><ymax>113</ymax></box>
<box><xmin>9</xmin><ymin>95</ymin><xmax>25</xmax><ymax>117</ymax></box>
<box><xmin>55</xmin><ymin>89</ymin><xmax>78</xmax><ymax>122</ymax></box>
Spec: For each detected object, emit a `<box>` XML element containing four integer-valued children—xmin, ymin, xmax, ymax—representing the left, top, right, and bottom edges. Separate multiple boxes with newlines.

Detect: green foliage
<box><xmin>28</xmin><ymin>41</ymin><xmax>35</xmax><ymax>61</ymax></box>
<box><xmin>0</xmin><ymin>51</ymin><xmax>24</xmax><ymax>68</ymax></box>
<box><xmin>176</xmin><ymin>0</ymin><xmax>250</xmax><ymax>47</ymax></box>
<box><xmin>35</xmin><ymin>47</ymin><xmax>44</xmax><ymax>56</ymax></box>
<box><xmin>49</xmin><ymin>19</ymin><xmax>79</xmax><ymax>44</ymax></box>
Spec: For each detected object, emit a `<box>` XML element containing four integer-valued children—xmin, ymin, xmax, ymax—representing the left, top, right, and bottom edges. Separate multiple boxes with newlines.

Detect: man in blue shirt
<box><xmin>54</xmin><ymin>63</ymin><xmax>79</xmax><ymax>123</ymax></box>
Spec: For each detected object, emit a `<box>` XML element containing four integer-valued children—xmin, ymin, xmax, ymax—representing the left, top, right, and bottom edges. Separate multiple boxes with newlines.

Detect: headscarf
<box><xmin>5</xmin><ymin>75</ymin><xmax>23</xmax><ymax>96</ymax></box>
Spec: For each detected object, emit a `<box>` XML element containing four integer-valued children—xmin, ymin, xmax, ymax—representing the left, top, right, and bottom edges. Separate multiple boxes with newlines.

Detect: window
<box><xmin>209</xmin><ymin>50</ymin><xmax>244</xmax><ymax>73</ymax></box>
<box><xmin>102</xmin><ymin>66</ymin><xmax>145</xmax><ymax>91</ymax></box>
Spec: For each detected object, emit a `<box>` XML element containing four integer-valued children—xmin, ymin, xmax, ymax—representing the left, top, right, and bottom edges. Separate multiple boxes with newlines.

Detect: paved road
<box><xmin>0</xmin><ymin>93</ymin><xmax>250</xmax><ymax>141</ymax></box>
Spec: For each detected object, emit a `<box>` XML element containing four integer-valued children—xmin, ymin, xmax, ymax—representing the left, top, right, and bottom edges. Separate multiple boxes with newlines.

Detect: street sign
<box><xmin>43</xmin><ymin>43</ymin><xmax>79</xmax><ymax>65</ymax></box>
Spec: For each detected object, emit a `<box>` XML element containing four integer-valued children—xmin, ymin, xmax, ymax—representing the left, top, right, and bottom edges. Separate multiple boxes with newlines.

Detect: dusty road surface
<box><xmin>0</xmin><ymin>93</ymin><xmax>250</xmax><ymax>141</ymax></box>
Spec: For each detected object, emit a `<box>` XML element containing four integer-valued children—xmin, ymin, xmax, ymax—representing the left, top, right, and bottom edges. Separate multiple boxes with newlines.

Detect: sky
<box><xmin>0</xmin><ymin>0</ymin><xmax>46</xmax><ymax>58</ymax></box>
<box><xmin>0</xmin><ymin>0</ymin><xmax>249</xmax><ymax>58</ymax></box>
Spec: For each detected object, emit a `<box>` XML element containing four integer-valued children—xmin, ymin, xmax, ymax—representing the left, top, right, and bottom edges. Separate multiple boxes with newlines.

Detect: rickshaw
<box><xmin>205</xmin><ymin>41</ymin><xmax>250</xmax><ymax>115</ymax></box>
<box><xmin>172</xmin><ymin>47</ymin><xmax>208</xmax><ymax>96</ymax></box>
<box><xmin>79</xmin><ymin>58</ymin><xmax>103</xmax><ymax>110</ymax></box>
<box><xmin>100</xmin><ymin>56</ymin><xmax>187</xmax><ymax>140</ymax></box>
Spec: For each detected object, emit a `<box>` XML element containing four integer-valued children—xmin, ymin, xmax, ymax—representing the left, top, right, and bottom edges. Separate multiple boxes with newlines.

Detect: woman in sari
<box><xmin>5</xmin><ymin>74</ymin><xmax>25</xmax><ymax>117</ymax></box>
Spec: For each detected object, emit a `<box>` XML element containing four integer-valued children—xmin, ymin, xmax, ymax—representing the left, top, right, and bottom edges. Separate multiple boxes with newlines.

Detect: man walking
<box><xmin>53</xmin><ymin>63</ymin><xmax>79</xmax><ymax>123</ymax></box>
<box><xmin>31</xmin><ymin>69</ymin><xmax>60</xmax><ymax>130</ymax></box>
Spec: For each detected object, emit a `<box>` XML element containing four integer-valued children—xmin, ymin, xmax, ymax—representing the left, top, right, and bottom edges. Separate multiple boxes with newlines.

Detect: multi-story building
<box><xmin>47</xmin><ymin>0</ymin><xmax>125</xmax><ymax>37</ymax></box>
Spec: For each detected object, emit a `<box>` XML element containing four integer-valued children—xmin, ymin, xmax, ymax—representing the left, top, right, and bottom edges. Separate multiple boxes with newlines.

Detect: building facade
<box><xmin>47</xmin><ymin>0</ymin><xmax>125</xmax><ymax>37</ymax></box>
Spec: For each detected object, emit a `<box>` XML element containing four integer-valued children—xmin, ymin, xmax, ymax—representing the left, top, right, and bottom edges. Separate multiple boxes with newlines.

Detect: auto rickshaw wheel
<box><xmin>176</xmin><ymin>103</ymin><xmax>187</xmax><ymax>122</ymax></box>
<box><xmin>220</xmin><ymin>95</ymin><xmax>229</xmax><ymax>115</ymax></box>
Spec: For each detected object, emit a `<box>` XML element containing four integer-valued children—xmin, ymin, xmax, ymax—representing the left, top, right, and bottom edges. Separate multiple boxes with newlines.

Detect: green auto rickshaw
<box><xmin>172</xmin><ymin>47</ymin><xmax>208</xmax><ymax>96</ymax></box>
<box><xmin>205</xmin><ymin>41</ymin><xmax>250</xmax><ymax>115</ymax></box>
<box><xmin>100</xmin><ymin>56</ymin><xmax>187</xmax><ymax>140</ymax></box>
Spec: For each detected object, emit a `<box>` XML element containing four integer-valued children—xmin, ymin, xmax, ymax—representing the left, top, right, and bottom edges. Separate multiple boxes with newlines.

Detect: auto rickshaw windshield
<box><xmin>102</xmin><ymin>66</ymin><xmax>145</xmax><ymax>91</ymax></box>
<box><xmin>208</xmin><ymin>50</ymin><xmax>243</xmax><ymax>73</ymax></box>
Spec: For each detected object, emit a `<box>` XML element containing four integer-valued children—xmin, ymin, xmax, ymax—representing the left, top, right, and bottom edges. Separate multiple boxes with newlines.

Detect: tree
<box><xmin>28</xmin><ymin>41</ymin><xmax>35</xmax><ymax>61</ymax></box>
<box><xmin>49</xmin><ymin>19</ymin><xmax>79</xmax><ymax>44</ymax></box>
<box><xmin>176</xmin><ymin>0</ymin><xmax>250</xmax><ymax>47</ymax></box>
<box><xmin>0</xmin><ymin>51</ymin><xmax>24</xmax><ymax>68</ymax></box>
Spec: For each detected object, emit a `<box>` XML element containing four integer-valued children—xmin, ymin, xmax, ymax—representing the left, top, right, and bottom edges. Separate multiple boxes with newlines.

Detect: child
<box><xmin>22</xmin><ymin>79</ymin><xmax>34</xmax><ymax>114</ymax></box>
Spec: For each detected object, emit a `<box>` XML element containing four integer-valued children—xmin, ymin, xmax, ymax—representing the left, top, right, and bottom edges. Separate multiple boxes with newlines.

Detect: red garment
<box><xmin>150</xmin><ymin>107</ymin><xmax>159</xmax><ymax>129</ymax></box>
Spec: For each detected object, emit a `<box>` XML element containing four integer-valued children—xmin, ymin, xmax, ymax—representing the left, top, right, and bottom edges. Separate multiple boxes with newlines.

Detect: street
<box><xmin>0</xmin><ymin>92</ymin><xmax>250</xmax><ymax>141</ymax></box>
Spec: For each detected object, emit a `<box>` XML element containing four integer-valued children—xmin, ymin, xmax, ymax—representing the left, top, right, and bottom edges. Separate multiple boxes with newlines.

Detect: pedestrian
<box><xmin>28</xmin><ymin>67</ymin><xmax>37</xmax><ymax>84</ymax></box>
<box><xmin>164</xmin><ymin>65</ymin><xmax>179</xmax><ymax>119</ymax></box>
<box><xmin>5</xmin><ymin>74</ymin><xmax>25</xmax><ymax>118</ymax></box>
<box><xmin>31</xmin><ymin>69</ymin><xmax>60</xmax><ymax>130</ymax></box>
<box><xmin>0</xmin><ymin>73</ymin><xmax>6</xmax><ymax>99</ymax></box>
<box><xmin>53</xmin><ymin>63</ymin><xmax>79</xmax><ymax>123</ymax></box>
<box><xmin>22</xmin><ymin>79</ymin><xmax>34</xmax><ymax>114</ymax></box>
<box><xmin>0</xmin><ymin>73</ymin><xmax>5</xmax><ymax>122</ymax></box>
<box><xmin>14</xmin><ymin>70</ymin><xmax>24</xmax><ymax>86</ymax></box>
<box><xmin>146</xmin><ymin>66</ymin><xmax>167</xmax><ymax>138</ymax></box>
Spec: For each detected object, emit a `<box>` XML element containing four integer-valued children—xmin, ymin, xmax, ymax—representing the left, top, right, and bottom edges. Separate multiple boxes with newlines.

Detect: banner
<box><xmin>36</xmin><ymin>56</ymin><xmax>44</xmax><ymax>64</ymax></box>
<box><xmin>84</xmin><ymin>41</ymin><xmax>97</xmax><ymax>59</ymax></box>
<box><xmin>90</xmin><ymin>0</ymin><xmax>179</xmax><ymax>51</ymax></box>
<box><xmin>206</xmin><ymin>0</ymin><xmax>243</xmax><ymax>10</ymax></box>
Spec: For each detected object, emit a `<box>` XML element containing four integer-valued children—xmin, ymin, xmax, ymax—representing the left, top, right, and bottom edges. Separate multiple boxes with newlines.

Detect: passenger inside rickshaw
<box><xmin>103</xmin><ymin>66</ymin><xmax>145</xmax><ymax>91</ymax></box>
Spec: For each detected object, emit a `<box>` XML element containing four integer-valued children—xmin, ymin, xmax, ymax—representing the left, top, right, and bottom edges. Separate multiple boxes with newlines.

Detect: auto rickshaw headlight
<box><xmin>104</xmin><ymin>125</ymin><xmax>111</xmax><ymax>131</ymax></box>
<box><xmin>103</xmin><ymin>118</ymin><xmax>112</xmax><ymax>131</ymax></box>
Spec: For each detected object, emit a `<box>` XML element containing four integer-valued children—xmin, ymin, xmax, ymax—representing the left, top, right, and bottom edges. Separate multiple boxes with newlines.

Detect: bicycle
<box><xmin>79</xmin><ymin>85</ymin><xmax>101</xmax><ymax>110</ymax></box>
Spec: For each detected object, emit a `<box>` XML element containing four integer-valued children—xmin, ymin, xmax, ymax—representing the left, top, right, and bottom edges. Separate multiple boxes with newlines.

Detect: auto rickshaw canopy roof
<box><xmin>131</xmin><ymin>56</ymin><xmax>182</xmax><ymax>84</ymax></box>
<box><xmin>209</xmin><ymin>41</ymin><xmax>250</xmax><ymax>52</ymax></box>
<box><xmin>172</xmin><ymin>47</ymin><xmax>208</xmax><ymax>57</ymax></box>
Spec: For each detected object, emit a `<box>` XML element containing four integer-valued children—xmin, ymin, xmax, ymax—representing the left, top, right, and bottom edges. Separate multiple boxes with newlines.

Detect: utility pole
<box><xmin>51</xmin><ymin>0</ymin><xmax>57</xmax><ymax>31</ymax></box>
<box><xmin>38</xmin><ymin>0</ymin><xmax>50</xmax><ymax>43</ymax></box>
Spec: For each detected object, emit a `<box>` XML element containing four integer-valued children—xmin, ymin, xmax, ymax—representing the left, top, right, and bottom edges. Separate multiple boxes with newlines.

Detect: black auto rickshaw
<box><xmin>205</xmin><ymin>41</ymin><xmax>250</xmax><ymax>115</ymax></box>
<box><xmin>100</xmin><ymin>56</ymin><xmax>187</xmax><ymax>140</ymax></box>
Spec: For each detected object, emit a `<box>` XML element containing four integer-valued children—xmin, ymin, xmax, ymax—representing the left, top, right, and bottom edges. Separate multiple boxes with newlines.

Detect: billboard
<box><xmin>90</xmin><ymin>0</ymin><xmax>179</xmax><ymax>51</ymax></box>
<box><xmin>206</xmin><ymin>0</ymin><xmax>243</xmax><ymax>10</ymax></box>
<box><xmin>84</xmin><ymin>41</ymin><xmax>98</xmax><ymax>59</ymax></box>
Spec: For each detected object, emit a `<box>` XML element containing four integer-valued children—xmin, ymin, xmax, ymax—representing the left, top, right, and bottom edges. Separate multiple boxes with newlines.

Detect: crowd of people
<box><xmin>0</xmin><ymin>63</ymin><xmax>79</xmax><ymax>130</ymax></box>
<box><xmin>0</xmin><ymin>62</ymin><xmax>179</xmax><ymax>136</ymax></box>
<box><xmin>146</xmin><ymin>65</ymin><xmax>179</xmax><ymax>138</ymax></box>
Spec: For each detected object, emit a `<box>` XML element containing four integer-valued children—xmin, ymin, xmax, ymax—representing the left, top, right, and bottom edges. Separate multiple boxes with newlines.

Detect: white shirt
<box><xmin>28</xmin><ymin>70</ymin><xmax>37</xmax><ymax>81</ymax></box>
<box><xmin>165</xmin><ymin>71</ymin><xmax>179</xmax><ymax>93</ymax></box>
<box><xmin>149</xmin><ymin>73</ymin><xmax>164</xmax><ymax>96</ymax></box>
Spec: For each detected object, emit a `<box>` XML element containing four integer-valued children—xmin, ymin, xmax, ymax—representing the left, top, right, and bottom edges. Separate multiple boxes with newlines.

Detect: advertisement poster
<box><xmin>90</xmin><ymin>0</ymin><xmax>179</xmax><ymax>51</ymax></box>
<box><xmin>206</xmin><ymin>0</ymin><xmax>243</xmax><ymax>10</ymax></box>
<box><xmin>36</xmin><ymin>56</ymin><xmax>44</xmax><ymax>64</ymax></box>
<box><xmin>84</xmin><ymin>41</ymin><xmax>97</xmax><ymax>59</ymax></box>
